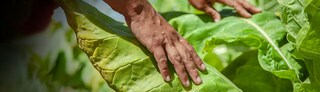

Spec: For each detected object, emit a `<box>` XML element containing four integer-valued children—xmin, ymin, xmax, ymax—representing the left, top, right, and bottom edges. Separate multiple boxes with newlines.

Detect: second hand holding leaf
<box><xmin>188</xmin><ymin>0</ymin><xmax>262</xmax><ymax>22</ymax></box>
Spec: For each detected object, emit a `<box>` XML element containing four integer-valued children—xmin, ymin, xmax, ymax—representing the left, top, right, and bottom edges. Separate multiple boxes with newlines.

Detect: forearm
<box><xmin>103</xmin><ymin>0</ymin><xmax>157</xmax><ymax>25</ymax></box>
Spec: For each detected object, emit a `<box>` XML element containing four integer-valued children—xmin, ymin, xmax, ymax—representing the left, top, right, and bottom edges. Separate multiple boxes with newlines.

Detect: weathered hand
<box><xmin>189</xmin><ymin>0</ymin><xmax>261</xmax><ymax>22</ymax></box>
<box><xmin>118</xmin><ymin>0</ymin><xmax>206</xmax><ymax>87</ymax></box>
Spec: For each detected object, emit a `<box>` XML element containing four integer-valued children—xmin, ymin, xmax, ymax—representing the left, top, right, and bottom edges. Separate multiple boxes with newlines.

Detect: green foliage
<box><xmin>42</xmin><ymin>0</ymin><xmax>319</xmax><ymax>91</ymax></box>
<box><xmin>169</xmin><ymin>11</ymin><xmax>297</xmax><ymax>91</ymax></box>
<box><xmin>278</xmin><ymin>0</ymin><xmax>320</xmax><ymax>91</ymax></box>
<box><xmin>163</xmin><ymin>0</ymin><xmax>320</xmax><ymax>91</ymax></box>
<box><xmin>25</xmin><ymin>21</ymin><xmax>115</xmax><ymax>92</ymax></box>
<box><xmin>222</xmin><ymin>50</ymin><xmax>293</xmax><ymax>92</ymax></box>
<box><xmin>58</xmin><ymin>0</ymin><xmax>241</xmax><ymax>91</ymax></box>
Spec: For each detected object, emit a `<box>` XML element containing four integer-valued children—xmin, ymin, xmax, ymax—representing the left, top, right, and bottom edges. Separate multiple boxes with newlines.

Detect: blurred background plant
<box><xmin>1</xmin><ymin>0</ymin><xmax>119</xmax><ymax>91</ymax></box>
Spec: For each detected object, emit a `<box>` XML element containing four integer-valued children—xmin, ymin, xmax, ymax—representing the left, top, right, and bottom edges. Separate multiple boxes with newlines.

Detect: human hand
<box><xmin>117</xmin><ymin>0</ymin><xmax>206</xmax><ymax>87</ymax></box>
<box><xmin>188</xmin><ymin>0</ymin><xmax>262</xmax><ymax>22</ymax></box>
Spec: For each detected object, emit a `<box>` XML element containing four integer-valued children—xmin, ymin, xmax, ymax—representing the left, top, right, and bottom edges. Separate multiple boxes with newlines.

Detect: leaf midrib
<box><xmin>241</xmin><ymin>18</ymin><xmax>293</xmax><ymax>69</ymax></box>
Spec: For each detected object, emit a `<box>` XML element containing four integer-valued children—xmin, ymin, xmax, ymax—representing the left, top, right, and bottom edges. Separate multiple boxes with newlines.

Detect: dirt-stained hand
<box><xmin>188</xmin><ymin>0</ymin><xmax>262</xmax><ymax>22</ymax></box>
<box><xmin>125</xmin><ymin>0</ymin><xmax>206</xmax><ymax>87</ymax></box>
<box><xmin>104</xmin><ymin>0</ymin><xmax>206</xmax><ymax>87</ymax></box>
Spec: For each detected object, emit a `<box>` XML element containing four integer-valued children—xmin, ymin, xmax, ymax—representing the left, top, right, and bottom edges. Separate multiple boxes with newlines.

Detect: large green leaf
<box><xmin>298</xmin><ymin>0</ymin><xmax>320</xmax><ymax>90</ymax></box>
<box><xmin>168</xmin><ymin>12</ymin><xmax>298</xmax><ymax>76</ymax></box>
<box><xmin>222</xmin><ymin>50</ymin><xmax>293</xmax><ymax>92</ymax></box>
<box><xmin>278</xmin><ymin>0</ymin><xmax>320</xmax><ymax>91</ymax></box>
<box><xmin>168</xmin><ymin>12</ymin><xmax>295</xmax><ymax>92</ymax></box>
<box><xmin>296</xmin><ymin>0</ymin><xmax>320</xmax><ymax>60</ymax></box>
<box><xmin>58</xmin><ymin>0</ymin><xmax>240</xmax><ymax>91</ymax></box>
<box><xmin>169</xmin><ymin>12</ymin><xmax>287</xmax><ymax>57</ymax></box>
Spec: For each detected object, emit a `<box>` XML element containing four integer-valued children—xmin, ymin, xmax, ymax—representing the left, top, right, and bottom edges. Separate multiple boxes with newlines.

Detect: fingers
<box><xmin>238</xmin><ymin>0</ymin><xmax>261</xmax><ymax>14</ymax></box>
<box><xmin>173</xmin><ymin>41</ymin><xmax>202</xmax><ymax>85</ymax></box>
<box><xmin>179</xmin><ymin>38</ymin><xmax>206</xmax><ymax>71</ymax></box>
<box><xmin>189</xmin><ymin>0</ymin><xmax>261</xmax><ymax>20</ymax></box>
<box><xmin>165</xmin><ymin>41</ymin><xmax>190</xmax><ymax>87</ymax></box>
<box><xmin>151</xmin><ymin>45</ymin><xmax>171</xmax><ymax>82</ymax></box>
<box><xmin>219</xmin><ymin>0</ymin><xmax>261</xmax><ymax>18</ymax></box>
<box><xmin>234</xmin><ymin>3</ymin><xmax>252</xmax><ymax>18</ymax></box>
<box><xmin>203</xmin><ymin>6</ymin><xmax>221</xmax><ymax>22</ymax></box>
<box><xmin>188</xmin><ymin>0</ymin><xmax>221</xmax><ymax>22</ymax></box>
<box><xmin>223</xmin><ymin>1</ymin><xmax>252</xmax><ymax>18</ymax></box>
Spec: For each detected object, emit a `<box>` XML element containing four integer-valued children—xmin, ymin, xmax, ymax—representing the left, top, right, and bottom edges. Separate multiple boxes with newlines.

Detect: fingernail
<box><xmin>165</xmin><ymin>76</ymin><xmax>171</xmax><ymax>81</ymax></box>
<box><xmin>196</xmin><ymin>76</ymin><xmax>202</xmax><ymax>84</ymax></box>
<box><xmin>214</xmin><ymin>19</ymin><xmax>220</xmax><ymax>22</ymax></box>
<box><xmin>246</xmin><ymin>13</ymin><xmax>252</xmax><ymax>18</ymax></box>
<box><xmin>201</xmin><ymin>63</ymin><xmax>206</xmax><ymax>70</ymax></box>
<box><xmin>184</xmin><ymin>80</ymin><xmax>190</xmax><ymax>87</ymax></box>
<box><xmin>257</xmin><ymin>8</ymin><xmax>262</xmax><ymax>12</ymax></box>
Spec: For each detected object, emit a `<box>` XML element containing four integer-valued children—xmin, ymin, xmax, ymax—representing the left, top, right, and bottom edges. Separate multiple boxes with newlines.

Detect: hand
<box><xmin>188</xmin><ymin>0</ymin><xmax>262</xmax><ymax>22</ymax></box>
<box><xmin>108</xmin><ymin>0</ymin><xmax>206</xmax><ymax>87</ymax></box>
